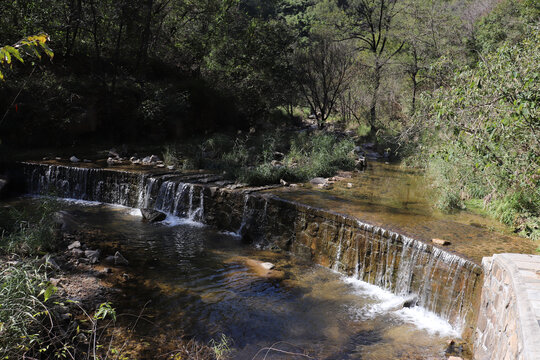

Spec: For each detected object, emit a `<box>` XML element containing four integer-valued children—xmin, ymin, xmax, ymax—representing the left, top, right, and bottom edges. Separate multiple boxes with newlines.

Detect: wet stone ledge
<box><xmin>474</xmin><ymin>254</ymin><xmax>540</xmax><ymax>360</ymax></box>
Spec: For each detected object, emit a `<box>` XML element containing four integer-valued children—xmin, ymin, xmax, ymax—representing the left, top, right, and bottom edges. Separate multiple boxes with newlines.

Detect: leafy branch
<box><xmin>0</xmin><ymin>33</ymin><xmax>54</xmax><ymax>81</ymax></box>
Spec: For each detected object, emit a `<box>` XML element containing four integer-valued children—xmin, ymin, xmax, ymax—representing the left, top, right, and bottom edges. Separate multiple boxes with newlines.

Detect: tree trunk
<box><xmin>136</xmin><ymin>0</ymin><xmax>154</xmax><ymax>71</ymax></box>
<box><xmin>411</xmin><ymin>73</ymin><xmax>417</xmax><ymax>116</ymax></box>
<box><xmin>369</xmin><ymin>60</ymin><xmax>381</xmax><ymax>137</ymax></box>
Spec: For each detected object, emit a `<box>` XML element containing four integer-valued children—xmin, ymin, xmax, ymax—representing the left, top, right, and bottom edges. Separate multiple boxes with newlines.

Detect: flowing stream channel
<box><xmin>13</xmin><ymin>196</ymin><xmax>458</xmax><ymax>359</ymax></box>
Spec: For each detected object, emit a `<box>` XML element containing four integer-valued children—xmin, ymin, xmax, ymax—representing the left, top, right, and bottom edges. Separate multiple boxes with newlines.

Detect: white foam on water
<box><xmin>162</xmin><ymin>214</ymin><xmax>205</xmax><ymax>228</ymax></box>
<box><xmin>128</xmin><ymin>208</ymin><xmax>142</xmax><ymax>217</ymax></box>
<box><xmin>37</xmin><ymin>196</ymin><xmax>102</xmax><ymax>207</ymax></box>
<box><xmin>343</xmin><ymin>276</ymin><xmax>459</xmax><ymax>338</ymax></box>
<box><xmin>219</xmin><ymin>230</ymin><xmax>242</xmax><ymax>238</ymax></box>
<box><xmin>395</xmin><ymin>306</ymin><xmax>459</xmax><ymax>337</ymax></box>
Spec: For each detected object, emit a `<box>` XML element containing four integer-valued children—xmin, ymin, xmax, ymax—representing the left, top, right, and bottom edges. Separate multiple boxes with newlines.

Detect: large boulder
<box><xmin>140</xmin><ymin>208</ymin><xmax>166</xmax><ymax>223</ymax></box>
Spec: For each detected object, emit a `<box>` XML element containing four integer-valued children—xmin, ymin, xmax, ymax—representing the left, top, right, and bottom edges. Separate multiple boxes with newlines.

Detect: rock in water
<box><xmin>309</xmin><ymin>177</ymin><xmax>327</xmax><ymax>185</ymax></box>
<box><xmin>84</xmin><ymin>249</ymin><xmax>100</xmax><ymax>264</ymax></box>
<box><xmin>432</xmin><ymin>238</ymin><xmax>451</xmax><ymax>246</ymax></box>
<box><xmin>114</xmin><ymin>251</ymin><xmax>129</xmax><ymax>266</ymax></box>
<box><xmin>260</xmin><ymin>262</ymin><xmax>275</xmax><ymax>270</ymax></box>
<box><xmin>67</xmin><ymin>241</ymin><xmax>81</xmax><ymax>250</ymax></box>
<box><xmin>140</xmin><ymin>208</ymin><xmax>167</xmax><ymax>223</ymax></box>
<box><xmin>70</xmin><ymin>156</ymin><xmax>80</xmax><ymax>163</ymax></box>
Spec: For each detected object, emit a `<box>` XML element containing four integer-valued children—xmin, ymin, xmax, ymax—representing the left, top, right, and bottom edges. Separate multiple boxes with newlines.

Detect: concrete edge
<box><xmin>492</xmin><ymin>253</ymin><xmax>540</xmax><ymax>360</ymax></box>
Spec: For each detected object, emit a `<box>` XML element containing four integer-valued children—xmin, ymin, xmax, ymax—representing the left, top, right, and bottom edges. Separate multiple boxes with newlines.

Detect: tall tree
<box><xmin>338</xmin><ymin>0</ymin><xmax>404</xmax><ymax>134</ymax></box>
<box><xmin>296</xmin><ymin>33</ymin><xmax>353</xmax><ymax>128</ymax></box>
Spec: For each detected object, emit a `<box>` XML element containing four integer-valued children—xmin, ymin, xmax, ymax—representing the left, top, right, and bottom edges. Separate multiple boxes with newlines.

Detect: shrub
<box><xmin>410</xmin><ymin>29</ymin><xmax>539</xmax><ymax>238</ymax></box>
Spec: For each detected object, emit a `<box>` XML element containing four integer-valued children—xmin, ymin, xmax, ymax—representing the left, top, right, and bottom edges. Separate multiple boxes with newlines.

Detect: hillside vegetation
<box><xmin>1</xmin><ymin>0</ymin><xmax>538</xmax><ymax>238</ymax></box>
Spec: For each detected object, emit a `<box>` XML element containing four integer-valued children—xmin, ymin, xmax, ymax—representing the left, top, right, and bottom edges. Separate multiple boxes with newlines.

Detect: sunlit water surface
<box><xmin>7</xmin><ymin>197</ymin><xmax>463</xmax><ymax>360</ymax></box>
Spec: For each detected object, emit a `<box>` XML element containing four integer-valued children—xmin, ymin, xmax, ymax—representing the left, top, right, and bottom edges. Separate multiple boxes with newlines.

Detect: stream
<box><xmin>14</xmin><ymin>197</ymin><xmax>459</xmax><ymax>359</ymax></box>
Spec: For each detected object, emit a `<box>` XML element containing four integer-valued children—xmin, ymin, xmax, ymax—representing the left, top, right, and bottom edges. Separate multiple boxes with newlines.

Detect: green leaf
<box><xmin>38</xmin><ymin>283</ymin><xmax>57</xmax><ymax>302</ymax></box>
<box><xmin>5</xmin><ymin>46</ymin><xmax>23</xmax><ymax>63</ymax></box>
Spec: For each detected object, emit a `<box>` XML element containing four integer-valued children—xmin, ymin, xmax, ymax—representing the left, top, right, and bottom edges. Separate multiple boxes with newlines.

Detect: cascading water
<box><xmin>333</xmin><ymin>224</ymin><xmax>345</xmax><ymax>272</ymax></box>
<box><xmin>25</xmin><ymin>163</ymin><xmax>144</xmax><ymax>207</ymax></box>
<box><xmin>236</xmin><ymin>194</ymin><xmax>250</xmax><ymax>236</ymax></box>
<box><xmin>18</xmin><ymin>162</ymin><xmax>481</xmax><ymax>335</ymax></box>
<box><xmin>344</xmin><ymin>222</ymin><xmax>478</xmax><ymax>331</ymax></box>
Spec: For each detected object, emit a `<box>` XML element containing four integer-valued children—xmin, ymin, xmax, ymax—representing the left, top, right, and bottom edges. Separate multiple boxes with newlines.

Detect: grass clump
<box><xmin>231</xmin><ymin>132</ymin><xmax>356</xmax><ymax>185</ymax></box>
<box><xmin>0</xmin><ymin>198</ymin><xmax>61</xmax><ymax>256</ymax></box>
<box><xmin>0</xmin><ymin>262</ymin><xmax>116</xmax><ymax>359</ymax></box>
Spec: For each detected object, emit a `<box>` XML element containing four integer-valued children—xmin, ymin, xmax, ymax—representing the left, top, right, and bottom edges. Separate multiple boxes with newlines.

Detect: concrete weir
<box><xmin>474</xmin><ymin>254</ymin><xmax>540</xmax><ymax>360</ymax></box>
<box><xmin>14</xmin><ymin>161</ymin><xmax>540</xmax><ymax>356</ymax></box>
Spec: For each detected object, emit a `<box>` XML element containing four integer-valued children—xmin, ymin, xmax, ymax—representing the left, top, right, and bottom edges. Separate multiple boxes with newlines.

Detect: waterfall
<box><xmin>353</xmin><ymin>235</ymin><xmax>359</xmax><ymax>279</ymax></box>
<box><xmin>333</xmin><ymin>224</ymin><xmax>345</xmax><ymax>272</ymax></box>
<box><xmin>236</xmin><ymin>194</ymin><xmax>250</xmax><ymax>235</ymax></box>
<box><xmin>19</xmin><ymin>162</ymin><xmax>480</xmax><ymax>332</ymax></box>
<box><xmin>23</xmin><ymin>163</ymin><xmax>144</xmax><ymax>207</ymax></box>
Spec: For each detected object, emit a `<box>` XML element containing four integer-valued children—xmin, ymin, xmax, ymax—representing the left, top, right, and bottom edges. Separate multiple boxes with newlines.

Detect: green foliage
<box><xmin>94</xmin><ymin>302</ymin><xmax>116</xmax><ymax>322</ymax></box>
<box><xmin>208</xmin><ymin>334</ymin><xmax>233</xmax><ymax>360</ymax></box>
<box><xmin>163</xmin><ymin>131</ymin><xmax>355</xmax><ymax>185</ymax></box>
<box><xmin>235</xmin><ymin>132</ymin><xmax>355</xmax><ymax>185</ymax></box>
<box><xmin>0</xmin><ymin>33</ymin><xmax>53</xmax><ymax>80</ymax></box>
<box><xmin>475</xmin><ymin>0</ymin><xmax>540</xmax><ymax>54</ymax></box>
<box><xmin>0</xmin><ymin>263</ymin><xmax>49</xmax><ymax>357</ymax></box>
<box><xmin>0</xmin><ymin>262</ymin><xmax>116</xmax><ymax>359</ymax></box>
<box><xmin>0</xmin><ymin>198</ymin><xmax>61</xmax><ymax>255</ymax></box>
<box><xmin>413</xmin><ymin>29</ymin><xmax>540</xmax><ymax>238</ymax></box>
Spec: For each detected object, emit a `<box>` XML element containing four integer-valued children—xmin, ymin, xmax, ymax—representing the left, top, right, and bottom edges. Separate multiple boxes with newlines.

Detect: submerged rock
<box><xmin>141</xmin><ymin>208</ymin><xmax>167</xmax><ymax>223</ymax></box>
<box><xmin>243</xmin><ymin>258</ymin><xmax>283</xmax><ymax>279</ymax></box>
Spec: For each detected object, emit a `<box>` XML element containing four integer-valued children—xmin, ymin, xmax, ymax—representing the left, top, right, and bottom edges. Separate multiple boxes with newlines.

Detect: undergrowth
<box><xmin>0</xmin><ymin>198</ymin><xmax>61</xmax><ymax>255</ymax></box>
<box><xmin>164</xmin><ymin>131</ymin><xmax>356</xmax><ymax>186</ymax></box>
<box><xmin>0</xmin><ymin>261</ymin><xmax>118</xmax><ymax>359</ymax></box>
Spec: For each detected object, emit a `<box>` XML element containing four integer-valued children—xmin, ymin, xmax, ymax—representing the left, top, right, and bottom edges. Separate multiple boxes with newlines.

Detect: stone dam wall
<box><xmin>474</xmin><ymin>254</ymin><xmax>540</xmax><ymax>360</ymax></box>
<box><xmin>17</xmin><ymin>162</ymin><xmax>483</xmax><ymax>340</ymax></box>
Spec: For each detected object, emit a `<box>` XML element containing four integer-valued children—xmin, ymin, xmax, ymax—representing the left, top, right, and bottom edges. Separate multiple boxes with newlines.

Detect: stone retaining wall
<box><xmin>474</xmin><ymin>254</ymin><xmax>540</xmax><ymax>360</ymax></box>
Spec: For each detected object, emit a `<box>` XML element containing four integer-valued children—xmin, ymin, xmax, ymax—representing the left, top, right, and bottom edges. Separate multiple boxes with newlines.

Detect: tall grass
<box><xmin>164</xmin><ymin>132</ymin><xmax>356</xmax><ymax>186</ymax></box>
<box><xmin>0</xmin><ymin>198</ymin><xmax>61</xmax><ymax>255</ymax></box>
